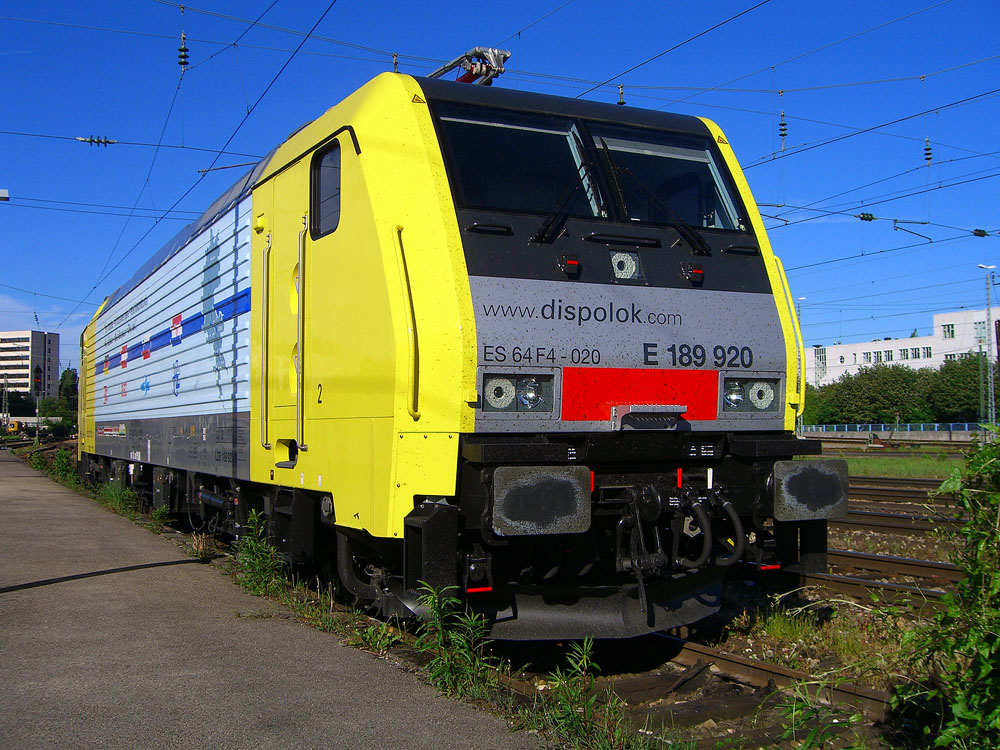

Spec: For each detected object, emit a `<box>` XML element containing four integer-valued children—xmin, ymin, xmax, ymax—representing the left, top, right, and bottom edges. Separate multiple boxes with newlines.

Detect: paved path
<box><xmin>0</xmin><ymin>450</ymin><xmax>544</xmax><ymax>749</ymax></box>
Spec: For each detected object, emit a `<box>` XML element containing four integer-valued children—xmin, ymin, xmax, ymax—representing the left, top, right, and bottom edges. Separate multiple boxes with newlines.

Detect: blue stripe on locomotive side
<box><xmin>95</xmin><ymin>287</ymin><xmax>252</xmax><ymax>375</ymax></box>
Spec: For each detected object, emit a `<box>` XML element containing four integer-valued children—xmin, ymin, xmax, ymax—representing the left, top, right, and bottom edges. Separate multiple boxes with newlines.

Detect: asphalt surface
<box><xmin>0</xmin><ymin>450</ymin><xmax>545</xmax><ymax>749</ymax></box>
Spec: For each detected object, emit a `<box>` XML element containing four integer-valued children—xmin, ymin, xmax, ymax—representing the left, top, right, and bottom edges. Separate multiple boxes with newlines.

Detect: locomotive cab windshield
<box><xmin>432</xmin><ymin>102</ymin><xmax>749</xmax><ymax>235</ymax></box>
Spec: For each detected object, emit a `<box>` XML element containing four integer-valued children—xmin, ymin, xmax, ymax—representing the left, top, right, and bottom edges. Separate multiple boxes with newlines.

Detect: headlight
<box><xmin>722</xmin><ymin>378</ymin><xmax>779</xmax><ymax>412</ymax></box>
<box><xmin>482</xmin><ymin>374</ymin><xmax>553</xmax><ymax>412</ymax></box>
<box><xmin>723</xmin><ymin>381</ymin><xmax>744</xmax><ymax>409</ymax></box>
<box><xmin>517</xmin><ymin>378</ymin><xmax>544</xmax><ymax>409</ymax></box>
<box><xmin>748</xmin><ymin>381</ymin><xmax>775</xmax><ymax>409</ymax></box>
<box><xmin>484</xmin><ymin>376</ymin><xmax>516</xmax><ymax>410</ymax></box>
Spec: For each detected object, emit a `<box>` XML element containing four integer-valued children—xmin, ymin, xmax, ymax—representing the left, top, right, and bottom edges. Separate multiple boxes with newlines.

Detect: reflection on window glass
<box><xmin>594</xmin><ymin>132</ymin><xmax>741</xmax><ymax>229</ymax></box>
<box><xmin>437</xmin><ymin>114</ymin><xmax>601</xmax><ymax>217</ymax></box>
<box><xmin>313</xmin><ymin>143</ymin><xmax>341</xmax><ymax>237</ymax></box>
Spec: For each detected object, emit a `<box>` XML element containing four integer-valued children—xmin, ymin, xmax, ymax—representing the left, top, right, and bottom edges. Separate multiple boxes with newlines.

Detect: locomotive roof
<box><xmin>415</xmin><ymin>76</ymin><xmax>712</xmax><ymax>137</ymax></box>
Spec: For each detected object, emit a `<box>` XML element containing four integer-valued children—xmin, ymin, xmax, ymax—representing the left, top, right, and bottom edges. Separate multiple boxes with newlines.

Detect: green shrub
<box><xmin>145</xmin><ymin>504</ymin><xmax>170</xmax><ymax>533</ymax></box>
<box><xmin>414</xmin><ymin>583</ymin><xmax>496</xmax><ymax>698</ymax></box>
<box><xmin>51</xmin><ymin>448</ymin><xmax>74</xmax><ymax>481</ymax></box>
<box><xmin>29</xmin><ymin>451</ymin><xmax>47</xmax><ymax>472</ymax></box>
<box><xmin>893</xmin><ymin>427</ymin><xmax>1000</xmax><ymax>747</ymax></box>
<box><xmin>97</xmin><ymin>483</ymin><xmax>140</xmax><ymax>518</ymax></box>
<box><xmin>234</xmin><ymin>509</ymin><xmax>286</xmax><ymax>597</ymax></box>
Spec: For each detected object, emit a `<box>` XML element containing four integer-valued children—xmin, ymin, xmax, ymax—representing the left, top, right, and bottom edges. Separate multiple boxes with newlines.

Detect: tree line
<box><xmin>3</xmin><ymin>369</ymin><xmax>78</xmax><ymax>437</ymax></box>
<box><xmin>803</xmin><ymin>355</ymin><xmax>999</xmax><ymax>425</ymax></box>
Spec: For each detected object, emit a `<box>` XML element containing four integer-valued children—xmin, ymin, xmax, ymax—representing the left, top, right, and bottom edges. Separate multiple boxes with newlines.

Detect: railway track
<box><xmin>848</xmin><ymin>476</ymin><xmax>951</xmax><ymax>506</ymax></box>
<box><xmin>827</xmin><ymin>548</ymin><xmax>961</xmax><ymax>585</ymax></box>
<box><xmin>833</xmin><ymin>509</ymin><xmax>960</xmax><ymax>535</ymax></box>
<box><xmin>599</xmin><ymin>635</ymin><xmax>891</xmax><ymax>724</ymax></box>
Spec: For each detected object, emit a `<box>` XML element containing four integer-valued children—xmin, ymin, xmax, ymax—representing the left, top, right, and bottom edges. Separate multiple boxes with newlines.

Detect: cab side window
<box><xmin>312</xmin><ymin>142</ymin><xmax>341</xmax><ymax>237</ymax></box>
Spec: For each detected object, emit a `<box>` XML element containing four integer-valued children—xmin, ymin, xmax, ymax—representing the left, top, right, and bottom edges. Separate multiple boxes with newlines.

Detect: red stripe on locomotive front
<box><xmin>560</xmin><ymin>367</ymin><xmax>719</xmax><ymax>422</ymax></box>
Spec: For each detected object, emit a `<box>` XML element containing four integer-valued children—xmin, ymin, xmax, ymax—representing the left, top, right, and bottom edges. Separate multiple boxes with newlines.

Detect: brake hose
<box><xmin>714</xmin><ymin>501</ymin><xmax>746</xmax><ymax>567</ymax></box>
<box><xmin>677</xmin><ymin>501</ymin><xmax>712</xmax><ymax>569</ymax></box>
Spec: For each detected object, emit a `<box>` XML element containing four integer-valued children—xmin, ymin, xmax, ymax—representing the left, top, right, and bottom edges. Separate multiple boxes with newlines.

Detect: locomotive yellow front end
<box><xmin>405</xmin><ymin>76</ymin><xmax>845</xmax><ymax>638</ymax></box>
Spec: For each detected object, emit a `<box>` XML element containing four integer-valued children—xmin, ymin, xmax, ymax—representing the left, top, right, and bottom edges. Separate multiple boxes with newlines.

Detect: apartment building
<box><xmin>804</xmin><ymin>306</ymin><xmax>999</xmax><ymax>388</ymax></box>
<box><xmin>0</xmin><ymin>330</ymin><xmax>60</xmax><ymax>400</ymax></box>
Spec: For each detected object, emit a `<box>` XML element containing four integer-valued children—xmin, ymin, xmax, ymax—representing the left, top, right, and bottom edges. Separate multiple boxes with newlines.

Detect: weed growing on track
<box><xmin>145</xmin><ymin>504</ymin><xmax>170</xmax><ymax>533</ymax></box>
<box><xmin>414</xmin><ymin>583</ymin><xmax>498</xmax><ymax>699</ymax></box>
<box><xmin>890</xmin><ymin>428</ymin><xmax>1000</xmax><ymax>748</ymax></box>
<box><xmin>345</xmin><ymin>617</ymin><xmax>401</xmax><ymax>655</ymax></box>
<box><xmin>537</xmin><ymin>638</ymin><xmax>601</xmax><ymax>741</ymax></box>
<box><xmin>234</xmin><ymin>509</ymin><xmax>285</xmax><ymax>597</ymax></box>
<box><xmin>775</xmin><ymin>679</ymin><xmax>867</xmax><ymax>749</ymax></box>
<box><xmin>97</xmin><ymin>483</ymin><xmax>140</xmax><ymax>519</ymax></box>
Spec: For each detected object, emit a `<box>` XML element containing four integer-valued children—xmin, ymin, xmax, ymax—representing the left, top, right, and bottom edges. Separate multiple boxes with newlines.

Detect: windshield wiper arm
<box><xmin>597</xmin><ymin>139</ymin><xmax>712</xmax><ymax>257</ymax></box>
<box><xmin>531</xmin><ymin>142</ymin><xmax>603</xmax><ymax>244</ymax></box>
<box><xmin>617</xmin><ymin>166</ymin><xmax>712</xmax><ymax>256</ymax></box>
<box><xmin>598</xmin><ymin>138</ymin><xmax>628</xmax><ymax>218</ymax></box>
<box><xmin>530</xmin><ymin>172</ymin><xmax>584</xmax><ymax>244</ymax></box>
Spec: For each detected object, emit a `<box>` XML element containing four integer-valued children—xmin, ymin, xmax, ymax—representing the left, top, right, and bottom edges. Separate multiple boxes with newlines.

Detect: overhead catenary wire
<box><xmin>767</xmin><ymin>170</ymin><xmax>1000</xmax><ymax>230</ymax></box>
<box><xmin>660</xmin><ymin>0</ymin><xmax>954</xmax><ymax>108</ymax></box>
<box><xmin>743</xmin><ymin>86</ymin><xmax>1000</xmax><ymax>169</ymax></box>
<box><xmin>0</xmin><ymin>129</ymin><xmax>261</xmax><ymax>158</ymax></box>
<box><xmin>54</xmin><ymin>0</ymin><xmax>341</xmax><ymax>332</ymax></box>
<box><xmin>495</xmin><ymin>0</ymin><xmax>578</xmax><ymax>47</ymax></box>
<box><xmin>574</xmin><ymin>0</ymin><xmax>773</xmax><ymax>99</ymax></box>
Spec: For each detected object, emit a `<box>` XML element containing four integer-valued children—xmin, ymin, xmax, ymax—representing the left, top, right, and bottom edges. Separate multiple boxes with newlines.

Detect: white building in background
<box><xmin>0</xmin><ymin>330</ymin><xmax>60</xmax><ymax>400</ymax></box>
<box><xmin>804</xmin><ymin>306</ymin><xmax>1000</xmax><ymax>388</ymax></box>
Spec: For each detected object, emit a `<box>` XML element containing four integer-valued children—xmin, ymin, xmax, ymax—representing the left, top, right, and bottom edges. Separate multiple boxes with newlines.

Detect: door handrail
<box><xmin>775</xmin><ymin>256</ymin><xmax>805</xmax><ymax>416</ymax></box>
<box><xmin>394</xmin><ymin>225</ymin><xmax>420</xmax><ymax>420</ymax></box>
<box><xmin>260</xmin><ymin>233</ymin><xmax>272</xmax><ymax>449</ymax></box>
<box><xmin>297</xmin><ymin>214</ymin><xmax>309</xmax><ymax>450</ymax></box>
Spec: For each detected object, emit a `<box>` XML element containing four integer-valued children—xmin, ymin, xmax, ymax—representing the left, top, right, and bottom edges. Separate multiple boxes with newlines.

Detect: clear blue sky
<box><xmin>2</xmin><ymin>0</ymin><xmax>998</xmax><ymax>372</ymax></box>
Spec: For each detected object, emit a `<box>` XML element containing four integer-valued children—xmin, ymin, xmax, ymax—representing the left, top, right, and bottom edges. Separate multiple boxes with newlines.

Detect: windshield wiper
<box><xmin>530</xmin><ymin>173</ymin><xmax>584</xmax><ymax>244</ymax></box>
<box><xmin>597</xmin><ymin>138</ymin><xmax>628</xmax><ymax>217</ymax></box>
<box><xmin>597</xmin><ymin>138</ymin><xmax>712</xmax><ymax>257</ymax></box>
<box><xmin>531</xmin><ymin>134</ymin><xmax>604</xmax><ymax>244</ymax></box>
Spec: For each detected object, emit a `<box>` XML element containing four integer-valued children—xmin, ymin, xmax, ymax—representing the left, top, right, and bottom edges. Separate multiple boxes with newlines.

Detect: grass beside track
<box><xmin>842</xmin><ymin>453</ymin><xmax>962</xmax><ymax>478</ymax></box>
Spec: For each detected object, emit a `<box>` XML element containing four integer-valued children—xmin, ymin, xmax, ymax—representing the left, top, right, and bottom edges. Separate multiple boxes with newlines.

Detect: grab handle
<box><xmin>297</xmin><ymin>214</ymin><xmax>309</xmax><ymax>450</ymax></box>
<box><xmin>394</xmin><ymin>226</ymin><xmax>420</xmax><ymax>420</ymax></box>
<box><xmin>775</xmin><ymin>256</ymin><xmax>805</xmax><ymax>416</ymax></box>
<box><xmin>259</xmin><ymin>234</ymin><xmax>271</xmax><ymax>449</ymax></box>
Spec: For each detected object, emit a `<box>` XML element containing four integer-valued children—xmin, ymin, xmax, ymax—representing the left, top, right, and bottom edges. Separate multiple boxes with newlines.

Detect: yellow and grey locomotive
<box><xmin>79</xmin><ymin>59</ymin><xmax>846</xmax><ymax>639</ymax></box>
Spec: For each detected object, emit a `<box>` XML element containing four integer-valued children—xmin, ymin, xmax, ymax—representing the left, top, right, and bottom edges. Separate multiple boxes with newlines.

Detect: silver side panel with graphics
<box><xmin>93</xmin><ymin>199</ymin><xmax>252</xmax><ymax>478</ymax></box>
<box><xmin>470</xmin><ymin>276</ymin><xmax>786</xmax><ymax>432</ymax></box>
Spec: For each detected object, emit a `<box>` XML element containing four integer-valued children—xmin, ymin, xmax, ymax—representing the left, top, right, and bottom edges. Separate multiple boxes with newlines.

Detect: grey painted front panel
<box><xmin>470</xmin><ymin>276</ymin><xmax>787</xmax><ymax>432</ymax></box>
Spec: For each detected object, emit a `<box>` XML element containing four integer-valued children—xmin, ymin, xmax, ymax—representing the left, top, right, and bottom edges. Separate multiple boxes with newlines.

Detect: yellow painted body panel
<box><xmin>249</xmin><ymin>73</ymin><xmax>477</xmax><ymax>539</ymax></box>
<box><xmin>77</xmin><ymin>300</ymin><xmax>107</xmax><ymax>458</ymax></box>
<box><xmin>698</xmin><ymin>118</ymin><xmax>805</xmax><ymax>431</ymax></box>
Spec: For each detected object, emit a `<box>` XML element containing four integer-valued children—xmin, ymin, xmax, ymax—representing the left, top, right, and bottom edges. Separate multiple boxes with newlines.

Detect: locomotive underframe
<box><xmin>78</xmin><ymin>429</ymin><xmax>837</xmax><ymax>640</ymax></box>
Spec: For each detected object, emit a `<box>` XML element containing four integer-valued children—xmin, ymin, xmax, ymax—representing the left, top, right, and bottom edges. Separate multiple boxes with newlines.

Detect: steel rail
<box><xmin>653</xmin><ymin>634</ymin><xmax>891</xmax><ymax>720</ymax></box>
<box><xmin>827</xmin><ymin>548</ymin><xmax>962</xmax><ymax>585</ymax></box>
<box><xmin>833</xmin><ymin>509</ymin><xmax>960</xmax><ymax>534</ymax></box>
<box><xmin>794</xmin><ymin>570</ymin><xmax>947</xmax><ymax>610</ymax></box>
<box><xmin>849</xmin><ymin>476</ymin><xmax>946</xmax><ymax>490</ymax></box>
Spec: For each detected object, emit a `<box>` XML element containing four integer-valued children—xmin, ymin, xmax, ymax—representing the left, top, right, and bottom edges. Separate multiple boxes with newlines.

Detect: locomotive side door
<box><xmin>261</xmin><ymin>159</ymin><xmax>309</xmax><ymax>467</ymax></box>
